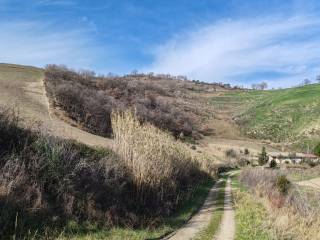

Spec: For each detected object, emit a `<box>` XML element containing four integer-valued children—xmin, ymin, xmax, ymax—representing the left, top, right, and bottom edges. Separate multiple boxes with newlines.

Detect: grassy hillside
<box><xmin>210</xmin><ymin>84</ymin><xmax>320</xmax><ymax>151</ymax></box>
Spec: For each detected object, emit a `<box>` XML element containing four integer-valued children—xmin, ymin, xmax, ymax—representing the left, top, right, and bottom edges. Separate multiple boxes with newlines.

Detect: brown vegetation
<box><xmin>0</xmin><ymin>106</ymin><xmax>217</xmax><ymax>239</ymax></box>
<box><xmin>112</xmin><ymin>111</ymin><xmax>217</xmax><ymax>207</ymax></box>
<box><xmin>44</xmin><ymin>65</ymin><xmax>215</xmax><ymax>138</ymax></box>
<box><xmin>239</xmin><ymin>168</ymin><xmax>320</xmax><ymax>239</ymax></box>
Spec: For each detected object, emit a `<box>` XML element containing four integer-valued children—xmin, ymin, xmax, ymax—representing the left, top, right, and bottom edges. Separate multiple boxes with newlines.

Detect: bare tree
<box><xmin>252</xmin><ymin>82</ymin><xmax>268</xmax><ymax>90</ymax></box>
<box><xmin>316</xmin><ymin>75</ymin><xmax>320</xmax><ymax>83</ymax></box>
<box><xmin>260</xmin><ymin>82</ymin><xmax>268</xmax><ymax>90</ymax></box>
<box><xmin>303</xmin><ymin>78</ymin><xmax>311</xmax><ymax>85</ymax></box>
<box><xmin>131</xmin><ymin>70</ymin><xmax>138</xmax><ymax>76</ymax></box>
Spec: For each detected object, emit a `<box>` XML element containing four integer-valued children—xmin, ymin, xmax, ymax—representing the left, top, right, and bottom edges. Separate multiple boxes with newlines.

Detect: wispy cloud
<box><xmin>35</xmin><ymin>0</ymin><xmax>76</xmax><ymax>6</ymax></box>
<box><xmin>147</xmin><ymin>15</ymin><xmax>320</xmax><ymax>88</ymax></box>
<box><xmin>0</xmin><ymin>20</ymin><xmax>105</xmax><ymax>69</ymax></box>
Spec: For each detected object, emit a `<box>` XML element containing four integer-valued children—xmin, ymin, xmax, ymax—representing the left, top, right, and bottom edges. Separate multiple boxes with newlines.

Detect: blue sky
<box><xmin>1</xmin><ymin>0</ymin><xmax>320</xmax><ymax>87</ymax></box>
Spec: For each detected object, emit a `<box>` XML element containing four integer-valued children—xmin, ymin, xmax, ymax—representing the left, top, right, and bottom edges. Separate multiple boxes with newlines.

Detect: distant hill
<box><xmin>3</xmin><ymin>63</ymin><xmax>318</xmax><ymax>153</ymax></box>
<box><xmin>210</xmin><ymin>85</ymin><xmax>320</xmax><ymax>151</ymax></box>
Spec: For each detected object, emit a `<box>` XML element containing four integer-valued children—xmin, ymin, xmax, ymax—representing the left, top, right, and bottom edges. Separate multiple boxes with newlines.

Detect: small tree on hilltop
<box><xmin>303</xmin><ymin>78</ymin><xmax>311</xmax><ymax>85</ymax></box>
<box><xmin>258</xmin><ymin>146</ymin><xmax>268</xmax><ymax>166</ymax></box>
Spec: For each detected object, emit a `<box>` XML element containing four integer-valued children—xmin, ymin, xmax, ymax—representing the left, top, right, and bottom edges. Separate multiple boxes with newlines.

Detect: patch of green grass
<box><xmin>229</xmin><ymin>171</ymin><xmax>245</xmax><ymax>192</ymax></box>
<box><xmin>231</xmin><ymin>171</ymin><xmax>273</xmax><ymax>240</ymax></box>
<box><xmin>234</xmin><ymin>191</ymin><xmax>272</xmax><ymax>240</ymax></box>
<box><xmin>58</xmin><ymin>179</ymin><xmax>215</xmax><ymax>240</ymax></box>
<box><xmin>194</xmin><ymin>179</ymin><xmax>226</xmax><ymax>240</ymax></box>
<box><xmin>210</xmin><ymin>84</ymin><xmax>320</xmax><ymax>151</ymax></box>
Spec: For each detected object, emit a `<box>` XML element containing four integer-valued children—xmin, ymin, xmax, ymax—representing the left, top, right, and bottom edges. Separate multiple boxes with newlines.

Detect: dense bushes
<box><xmin>44</xmin><ymin>65</ymin><xmax>196</xmax><ymax>138</ymax></box>
<box><xmin>0</xmin><ymin>108</ymin><xmax>135</xmax><ymax>238</ymax></box>
<box><xmin>0</xmin><ymin>107</ymin><xmax>215</xmax><ymax>238</ymax></box>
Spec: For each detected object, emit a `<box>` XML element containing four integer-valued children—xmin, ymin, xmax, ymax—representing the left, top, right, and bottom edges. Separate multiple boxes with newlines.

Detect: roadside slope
<box><xmin>0</xmin><ymin>63</ymin><xmax>111</xmax><ymax>148</ymax></box>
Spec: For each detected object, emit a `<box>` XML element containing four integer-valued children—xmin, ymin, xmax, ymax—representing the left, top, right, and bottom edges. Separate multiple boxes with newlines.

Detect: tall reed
<box><xmin>112</xmin><ymin>110</ymin><xmax>216</xmax><ymax>207</ymax></box>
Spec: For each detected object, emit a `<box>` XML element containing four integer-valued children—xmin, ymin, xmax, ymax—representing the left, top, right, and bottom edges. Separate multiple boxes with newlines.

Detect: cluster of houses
<box><xmin>267</xmin><ymin>152</ymin><xmax>319</xmax><ymax>164</ymax></box>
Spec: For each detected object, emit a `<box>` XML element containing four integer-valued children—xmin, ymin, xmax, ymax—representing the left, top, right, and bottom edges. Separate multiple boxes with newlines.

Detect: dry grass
<box><xmin>239</xmin><ymin>168</ymin><xmax>320</xmax><ymax>240</ymax></box>
<box><xmin>0</xmin><ymin>107</ymin><xmax>219</xmax><ymax>239</ymax></box>
<box><xmin>111</xmin><ymin>110</ymin><xmax>217</xmax><ymax>207</ymax></box>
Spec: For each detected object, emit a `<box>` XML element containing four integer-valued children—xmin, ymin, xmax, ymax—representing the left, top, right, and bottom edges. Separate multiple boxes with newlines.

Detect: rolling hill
<box><xmin>209</xmin><ymin>85</ymin><xmax>320</xmax><ymax>152</ymax></box>
<box><xmin>1</xmin><ymin>63</ymin><xmax>319</xmax><ymax>154</ymax></box>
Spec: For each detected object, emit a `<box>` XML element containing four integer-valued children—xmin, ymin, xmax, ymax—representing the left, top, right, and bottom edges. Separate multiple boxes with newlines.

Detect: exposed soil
<box><xmin>0</xmin><ymin>64</ymin><xmax>112</xmax><ymax>148</ymax></box>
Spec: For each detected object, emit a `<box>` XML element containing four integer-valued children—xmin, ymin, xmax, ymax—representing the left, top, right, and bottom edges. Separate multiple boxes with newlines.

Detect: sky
<box><xmin>1</xmin><ymin>0</ymin><xmax>320</xmax><ymax>88</ymax></box>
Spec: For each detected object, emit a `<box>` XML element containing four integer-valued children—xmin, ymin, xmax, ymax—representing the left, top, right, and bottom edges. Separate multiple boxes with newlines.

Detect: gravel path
<box><xmin>214</xmin><ymin>178</ymin><xmax>235</xmax><ymax>240</ymax></box>
<box><xmin>297</xmin><ymin>177</ymin><xmax>320</xmax><ymax>190</ymax></box>
<box><xmin>163</xmin><ymin>180</ymin><xmax>223</xmax><ymax>240</ymax></box>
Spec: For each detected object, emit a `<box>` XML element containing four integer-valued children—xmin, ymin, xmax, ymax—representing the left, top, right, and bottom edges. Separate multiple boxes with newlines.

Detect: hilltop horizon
<box><xmin>2</xmin><ymin>1</ymin><xmax>320</xmax><ymax>88</ymax></box>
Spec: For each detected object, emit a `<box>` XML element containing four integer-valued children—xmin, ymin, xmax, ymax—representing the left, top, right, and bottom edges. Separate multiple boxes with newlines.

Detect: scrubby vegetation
<box><xmin>44</xmin><ymin>65</ymin><xmax>219</xmax><ymax>139</ymax></box>
<box><xmin>239</xmin><ymin>168</ymin><xmax>320</xmax><ymax>239</ymax></box>
<box><xmin>284</xmin><ymin>165</ymin><xmax>320</xmax><ymax>181</ymax></box>
<box><xmin>0</xmin><ymin>106</ymin><xmax>217</xmax><ymax>239</ymax></box>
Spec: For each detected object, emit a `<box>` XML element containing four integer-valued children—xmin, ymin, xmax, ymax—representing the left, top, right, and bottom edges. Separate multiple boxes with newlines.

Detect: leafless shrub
<box><xmin>44</xmin><ymin>65</ymin><xmax>197</xmax><ymax>138</ymax></box>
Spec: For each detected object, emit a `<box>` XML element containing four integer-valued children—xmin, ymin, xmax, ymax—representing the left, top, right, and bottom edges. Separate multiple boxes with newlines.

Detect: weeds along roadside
<box><xmin>231</xmin><ymin>171</ymin><xmax>275</xmax><ymax>240</ymax></box>
<box><xmin>0</xmin><ymin>106</ymin><xmax>218</xmax><ymax>239</ymax></box>
<box><xmin>238</xmin><ymin>168</ymin><xmax>320</xmax><ymax>240</ymax></box>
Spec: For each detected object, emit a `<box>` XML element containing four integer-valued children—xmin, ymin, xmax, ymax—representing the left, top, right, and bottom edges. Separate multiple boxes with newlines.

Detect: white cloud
<box><xmin>147</xmin><ymin>15</ymin><xmax>320</xmax><ymax>88</ymax></box>
<box><xmin>0</xmin><ymin>20</ymin><xmax>103</xmax><ymax>69</ymax></box>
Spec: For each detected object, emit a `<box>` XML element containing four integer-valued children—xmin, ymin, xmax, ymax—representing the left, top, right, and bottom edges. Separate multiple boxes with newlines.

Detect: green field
<box><xmin>210</xmin><ymin>84</ymin><xmax>320</xmax><ymax>151</ymax></box>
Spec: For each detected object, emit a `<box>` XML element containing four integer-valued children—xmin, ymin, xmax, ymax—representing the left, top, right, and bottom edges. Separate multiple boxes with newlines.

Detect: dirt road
<box><xmin>297</xmin><ymin>177</ymin><xmax>320</xmax><ymax>190</ymax></box>
<box><xmin>163</xmin><ymin>181</ymin><xmax>224</xmax><ymax>240</ymax></box>
<box><xmin>164</xmin><ymin>178</ymin><xmax>235</xmax><ymax>240</ymax></box>
<box><xmin>214</xmin><ymin>178</ymin><xmax>235</xmax><ymax>240</ymax></box>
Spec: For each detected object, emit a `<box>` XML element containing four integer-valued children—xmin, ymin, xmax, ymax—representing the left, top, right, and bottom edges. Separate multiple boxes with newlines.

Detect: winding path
<box><xmin>214</xmin><ymin>178</ymin><xmax>235</xmax><ymax>240</ymax></box>
<box><xmin>297</xmin><ymin>177</ymin><xmax>320</xmax><ymax>190</ymax></box>
<box><xmin>163</xmin><ymin>177</ymin><xmax>235</xmax><ymax>240</ymax></box>
<box><xmin>163</xmin><ymin>180</ymin><xmax>223</xmax><ymax>240</ymax></box>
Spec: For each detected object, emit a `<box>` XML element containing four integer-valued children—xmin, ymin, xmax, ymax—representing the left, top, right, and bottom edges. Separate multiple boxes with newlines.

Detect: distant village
<box><xmin>267</xmin><ymin>152</ymin><xmax>319</xmax><ymax>164</ymax></box>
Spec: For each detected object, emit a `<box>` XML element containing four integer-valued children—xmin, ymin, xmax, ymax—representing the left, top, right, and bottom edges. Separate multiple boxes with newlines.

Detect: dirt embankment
<box><xmin>0</xmin><ymin>64</ymin><xmax>112</xmax><ymax>148</ymax></box>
